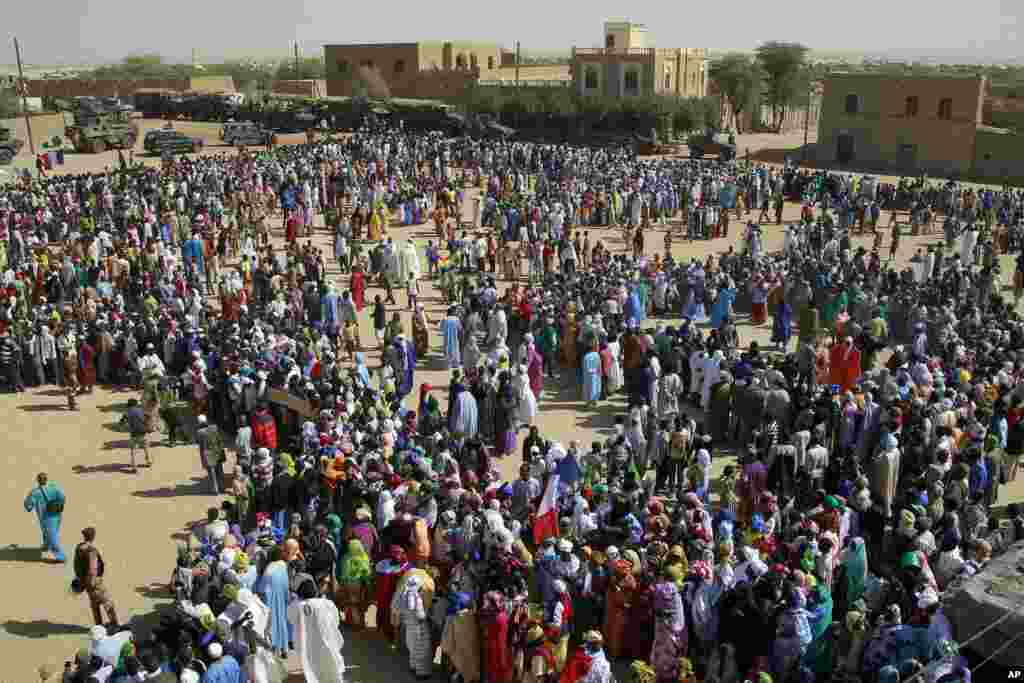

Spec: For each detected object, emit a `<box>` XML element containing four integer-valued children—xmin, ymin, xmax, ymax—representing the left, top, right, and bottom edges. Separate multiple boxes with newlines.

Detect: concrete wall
<box><xmin>817</xmin><ymin>73</ymin><xmax>985</xmax><ymax>175</ymax></box>
<box><xmin>25</xmin><ymin>78</ymin><xmax>190</xmax><ymax>98</ymax></box>
<box><xmin>1</xmin><ymin>113</ymin><xmax>68</xmax><ymax>153</ymax></box>
<box><xmin>973</xmin><ymin>129</ymin><xmax>1024</xmax><ymax>180</ymax></box>
<box><xmin>271</xmin><ymin>79</ymin><xmax>327</xmax><ymax>96</ymax></box>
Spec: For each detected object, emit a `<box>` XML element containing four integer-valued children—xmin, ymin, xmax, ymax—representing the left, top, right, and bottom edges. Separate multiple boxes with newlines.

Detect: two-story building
<box><xmin>816</xmin><ymin>73</ymin><xmax>986</xmax><ymax>175</ymax></box>
<box><xmin>570</xmin><ymin>21</ymin><xmax>707</xmax><ymax>99</ymax></box>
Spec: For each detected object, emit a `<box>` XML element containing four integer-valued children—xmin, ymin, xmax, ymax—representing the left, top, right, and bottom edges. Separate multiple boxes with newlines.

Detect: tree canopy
<box><xmin>709</xmin><ymin>53</ymin><xmax>762</xmax><ymax>133</ymax></box>
<box><xmin>755</xmin><ymin>41</ymin><xmax>811</xmax><ymax>131</ymax></box>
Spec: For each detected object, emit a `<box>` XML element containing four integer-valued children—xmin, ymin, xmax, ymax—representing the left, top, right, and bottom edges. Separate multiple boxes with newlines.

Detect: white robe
<box><xmin>605</xmin><ymin>341</ymin><xmax>624</xmax><ymax>393</ymax></box>
<box><xmin>288</xmin><ymin>597</ymin><xmax>346</xmax><ymax>683</ymax></box>
<box><xmin>397</xmin><ymin>242</ymin><xmax>421</xmax><ymax>284</ymax></box>
<box><xmin>514</xmin><ymin>372</ymin><xmax>538</xmax><ymax>425</ymax></box>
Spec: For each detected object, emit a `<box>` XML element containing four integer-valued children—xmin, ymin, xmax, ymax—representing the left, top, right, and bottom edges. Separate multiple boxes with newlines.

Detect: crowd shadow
<box><xmin>72</xmin><ymin>462</ymin><xmax>137</xmax><ymax>475</ymax></box>
<box><xmin>18</xmin><ymin>404</ymin><xmax>70</xmax><ymax>413</ymax></box>
<box><xmin>34</xmin><ymin>388</ymin><xmax>68</xmax><ymax>397</ymax></box>
<box><xmin>0</xmin><ymin>544</ymin><xmax>44</xmax><ymax>564</ymax></box>
<box><xmin>97</xmin><ymin>401</ymin><xmax>132</xmax><ymax>414</ymax></box>
<box><xmin>101</xmin><ymin>439</ymin><xmax>135</xmax><ymax>451</ymax></box>
<box><xmin>1</xmin><ymin>620</ymin><xmax>90</xmax><ymax>638</ymax></box>
<box><xmin>132</xmin><ymin>477</ymin><xmax>208</xmax><ymax>499</ymax></box>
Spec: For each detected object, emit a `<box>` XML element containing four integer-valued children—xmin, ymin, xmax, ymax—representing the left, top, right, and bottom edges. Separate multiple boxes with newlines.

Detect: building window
<box><xmin>938</xmin><ymin>98</ymin><xmax>953</xmax><ymax>120</ymax></box>
<box><xmin>470</xmin><ymin>54</ymin><xmax>478</xmax><ymax>69</ymax></box>
<box><xmin>905</xmin><ymin>96</ymin><xmax>919</xmax><ymax>117</ymax></box>
<box><xmin>606</xmin><ymin>35</ymin><xmax>615</xmax><ymax>48</ymax></box>
<box><xmin>455</xmin><ymin>54</ymin><xmax>467</xmax><ymax>69</ymax></box>
<box><xmin>487</xmin><ymin>56</ymin><xmax>495</xmax><ymax>70</ymax></box>
<box><xmin>665</xmin><ymin>74</ymin><xmax>672</xmax><ymax>90</ymax></box>
<box><xmin>624</xmin><ymin>69</ymin><xmax>639</xmax><ymax>93</ymax></box>
<box><xmin>394</xmin><ymin>59</ymin><xmax>405</xmax><ymax>75</ymax></box>
<box><xmin>336</xmin><ymin>60</ymin><xmax>351</xmax><ymax>77</ymax></box>
<box><xmin>360</xmin><ymin>59</ymin><xmax>374</xmax><ymax>70</ymax></box>
<box><xmin>584</xmin><ymin>67</ymin><xmax>599</xmax><ymax>90</ymax></box>
<box><xmin>845</xmin><ymin>94</ymin><xmax>860</xmax><ymax>114</ymax></box>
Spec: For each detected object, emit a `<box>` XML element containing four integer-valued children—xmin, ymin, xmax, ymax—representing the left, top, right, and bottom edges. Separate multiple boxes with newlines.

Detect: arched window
<box><xmin>905</xmin><ymin>96</ymin><xmax>919</xmax><ymax>117</ymax></box>
<box><xmin>606</xmin><ymin>34</ymin><xmax>615</xmax><ymax>48</ymax></box>
<box><xmin>938</xmin><ymin>97</ymin><xmax>953</xmax><ymax>120</ymax></box>
<box><xmin>455</xmin><ymin>54</ymin><xmax>467</xmax><ymax>69</ymax></box>
<box><xmin>394</xmin><ymin>59</ymin><xmax>405</xmax><ymax>74</ymax></box>
<box><xmin>584</xmin><ymin>67</ymin><xmax>599</xmax><ymax>90</ymax></box>
<box><xmin>845</xmin><ymin>93</ymin><xmax>860</xmax><ymax>114</ymax></box>
<box><xmin>665</xmin><ymin>73</ymin><xmax>672</xmax><ymax>90</ymax></box>
<box><xmin>470</xmin><ymin>54</ymin><xmax>478</xmax><ymax>69</ymax></box>
<box><xmin>487</xmin><ymin>56</ymin><xmax>495</xmax><ymax>70</ymax></box>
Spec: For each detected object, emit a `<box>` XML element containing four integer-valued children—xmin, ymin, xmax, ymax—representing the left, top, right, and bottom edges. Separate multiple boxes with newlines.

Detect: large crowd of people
<box><xmin>11</xmin><ymin>125</ymin><xmax>1024</xmax><ymax>683</ymax></box>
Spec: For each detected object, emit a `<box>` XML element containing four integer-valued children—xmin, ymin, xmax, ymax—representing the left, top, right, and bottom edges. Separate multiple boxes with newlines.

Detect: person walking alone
<box><xmin>195</xmin><ymin>414</ymin><xmax>226</xmax><ymax>495</ymax></box>
<box><xmin>121</xmin><ymin>399</ymin><xmax>152</xmax><ymax>472</ymax></box>
<box><xmin>23</xmin><ymin>472</ymin><xmax>66</xmax><ymax>562</ymax></box>
<box><xmin>73</xmin><ymin>527</ymin><xmax>119</xmax><ymax>627</ymax></box>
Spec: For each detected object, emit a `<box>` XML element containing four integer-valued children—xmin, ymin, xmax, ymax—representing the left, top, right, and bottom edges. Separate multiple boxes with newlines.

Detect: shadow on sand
<box><xmin>1</xmin><ymin>620</ymin><xmax>91</xmax><ymax>638</ymax></box>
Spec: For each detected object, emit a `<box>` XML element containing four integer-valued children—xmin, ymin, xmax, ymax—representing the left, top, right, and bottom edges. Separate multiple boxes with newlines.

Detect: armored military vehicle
<box><xmin>0</xmin><ymin>127</ymin><xmax>25</xmax><ymax>164</ymax></box>
<box><xmin>55</xmin><ymin>98</ymin><xmax>138</xmax><ymax>153</ymax></box>
<box><xmin>687</xmin><ymin>130</ymin><xmax>736</xmax><ymax>161</ymax></box>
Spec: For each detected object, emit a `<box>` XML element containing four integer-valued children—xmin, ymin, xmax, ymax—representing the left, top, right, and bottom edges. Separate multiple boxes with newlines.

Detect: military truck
<box><xmin>52</xmin><ymin>98</ymin><xmax>138</xmax><ymax>153</ymax></box>
<box><xmin>0</xmin><ymin>127</ymin><xmax>25</xmax><ymax>165</ymax></box>
<box><xmin>687</xmin><ymin>130</ymin><xmax>736</xmax><ymax>161</ymax></box>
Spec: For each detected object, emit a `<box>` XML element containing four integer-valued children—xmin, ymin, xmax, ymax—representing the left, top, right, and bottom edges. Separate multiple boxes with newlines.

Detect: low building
<box><xmin>570</xmin><ymin>21</ymin><xmax>707</xmax><ymax>98</ymax></box>
<box><xmin>817</xmin><ymin>72</ymin><xmax>986</xmax><ymax>176</ymax></box>
<box><xmin>324</xmin><ymin>41</ymin><xmax>505</xmax><ymax>99</ymax></box>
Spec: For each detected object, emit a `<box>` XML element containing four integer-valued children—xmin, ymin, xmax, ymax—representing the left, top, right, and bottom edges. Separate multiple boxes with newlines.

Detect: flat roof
<box><xmin>826</xmin><ymin>71</ymin><xmax>984</xmax><ymax>80</ymax></box>
<box><xmin>325</xmin><ymin>43</ymin><xmax>420</xmax><ymax>49</ymax></box>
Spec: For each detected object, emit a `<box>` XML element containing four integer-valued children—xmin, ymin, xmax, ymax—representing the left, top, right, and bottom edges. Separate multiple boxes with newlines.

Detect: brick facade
<box><xmin>816</xmin><ymin>73</ymin><xmax>985</xmax><ymax>176</ymax></box>
<box><xmin>324</xmin><ymin>41</ymin><xmax>504</xmax><ymax>99</ymax></box>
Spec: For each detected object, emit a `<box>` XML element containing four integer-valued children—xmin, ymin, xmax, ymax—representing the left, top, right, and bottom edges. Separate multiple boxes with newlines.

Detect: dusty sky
<box><xmin>5</xmin><ymin>0</ymin><xmax>1021</xmax><ymax>65</ymax></box>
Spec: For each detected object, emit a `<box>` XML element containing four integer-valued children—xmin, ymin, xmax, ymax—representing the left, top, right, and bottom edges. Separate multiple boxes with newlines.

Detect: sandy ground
<box><xmin>3</xmin><ymin>129</ymin><xmax>1024</xmax><ymax>683</ymax></box>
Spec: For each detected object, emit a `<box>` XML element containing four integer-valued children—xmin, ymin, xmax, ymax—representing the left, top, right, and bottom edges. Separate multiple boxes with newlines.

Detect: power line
<box><xmin>970</xmin><ymin>626</ymin><xmax>1024</xmax><ymax>673</ymax></box>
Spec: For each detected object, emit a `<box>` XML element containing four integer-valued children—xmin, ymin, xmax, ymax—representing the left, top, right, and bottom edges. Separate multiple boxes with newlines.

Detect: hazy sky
<box><xmin>5</xmin><ymin>0</ymin><xmax>1021</xmax><ymax>64</ymax></box>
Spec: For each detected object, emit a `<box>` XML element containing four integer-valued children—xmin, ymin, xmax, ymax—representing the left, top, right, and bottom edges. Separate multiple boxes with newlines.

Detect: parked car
<box><xmin>687</xmin><ymin>130</ymin><xmax>736</xmax><ymax>161</ymax></box>
<box><xmin>143</xmin><ymin>129</ymin><xmax>203</xmax><ymax>155</ymax></box>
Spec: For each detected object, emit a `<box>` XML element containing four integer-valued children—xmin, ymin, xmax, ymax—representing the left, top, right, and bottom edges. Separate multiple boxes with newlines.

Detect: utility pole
<box><xmin>802</xmin><ymin>69</ymin><xmax>815</xmax><ymax>163</ymax></box>
<box><xmin>13</xmin><ymin>37</ymin><xmax>35</xmax><ymax>156</ymax></box>
<box><xmin>515</xmin><ymin>41</ymin><xmax>520</xmax><ymax>91</ymax></box>
<box><xmin>294</xmin><ymin>42</ymin><xmax>300</xmax><ymax>80</ymax></box>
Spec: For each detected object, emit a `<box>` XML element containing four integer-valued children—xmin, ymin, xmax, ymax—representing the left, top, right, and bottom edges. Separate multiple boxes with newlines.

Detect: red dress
<box><xmin>350</xmin><ymin>271</ymin><xmax>366</xmax><ymax>311</ymax></box>
<box><xmin>373</xmin><ymin>565</ymin><xmax>406</xmax><ymax>641</ymax></box>
<box><xmin>78</xmin><ymin>343</ymin><xmax>97</xmax><ymax>387</ymax></box>
<box><xmin>481</xmin><ymin>609</ymin><xmax>513</xmax><ymax>683</ymax></box>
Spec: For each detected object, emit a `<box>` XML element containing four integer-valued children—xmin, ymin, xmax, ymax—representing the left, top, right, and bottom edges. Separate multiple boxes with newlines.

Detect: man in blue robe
<box><xmin>23</xmin><ymin>472</ymin><xmax>65</xmax><ymax>562</ymax></box>
<box><xmin>182</xmin><ymin>233</ymin><xmax>205</xmax><ymax>279</ymax></box>
<box><xmin>441</xmin><ymin>308</ymin><xmax>462</xmax><ymax>369</ymax></box>
<box><xmin>395</xmin><ymin>334</ymin><xmax>416</xmax><ymax>398</ymax></box>
<box><xmin>320</xmin><ymin>284</ymin><xmax>340</xmax><ymax>339</ymax></box>
<box><xmin>582</xmin><ymin>348</ymin><xmax>602</xmax><ymax>406</ymax></box>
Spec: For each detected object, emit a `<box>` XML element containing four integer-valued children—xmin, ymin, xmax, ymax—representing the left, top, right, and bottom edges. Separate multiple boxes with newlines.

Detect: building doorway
<box><xmin>836</xmin><ymin>134</ymin><xmax>855</xmax><ymax>164</ymax></box>
<box><xmin>896</xmin><ymin>143</ymin><xmax>918</xmax><ymax>173</ymax></box>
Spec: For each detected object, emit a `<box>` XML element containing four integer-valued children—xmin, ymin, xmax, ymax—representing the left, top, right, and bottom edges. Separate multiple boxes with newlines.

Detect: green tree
<box><xmin>274</xmin><ymin>57</ymin><xmax>326</xmax><ymax>81</ymax></box>
<box><xmin>755</xmin><ymin>41</ymin><xmax>810</xmax><ymax>132</ymax></box>
<box><xmin>709</xmin><ymin>53</ymin><xmax>761</xmax><ymax>133</ymax></box>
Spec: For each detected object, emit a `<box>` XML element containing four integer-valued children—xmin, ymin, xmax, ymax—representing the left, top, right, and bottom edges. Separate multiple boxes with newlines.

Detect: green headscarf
<box><xmin>340</xmin><ymin>538</ymin><xmax>372</xmax><ymax>585</ymax></box>
<box><xmin>278</xmin><ymin>453</ymin><xmax>297</xmax><ymax>478</ymax></box>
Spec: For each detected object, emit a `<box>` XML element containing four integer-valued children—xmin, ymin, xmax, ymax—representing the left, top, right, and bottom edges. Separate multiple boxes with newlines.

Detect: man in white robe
<box><xmin>288</xmin><ymin>579</ymin><xmax>347</xmax><ymax>683</ymax></box>
<box><xmin>701</xmin><ymin>350</ymin><xmax>723</xmax><ymax>410</ymax></box>
<box><xmin>397</xmin><ymin>240</ymin><xmax>421</xmax><ymax>285</ymax></box>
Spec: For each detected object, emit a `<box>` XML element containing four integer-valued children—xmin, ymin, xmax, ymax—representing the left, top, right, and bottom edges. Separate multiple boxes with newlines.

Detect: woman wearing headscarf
<box><xmin>837</xmin><ymin>537</ymin><xmax>867</xmax><ymax>612</ymax></box>
<box><xmin>495</xmin><ymin>372</ymin><xmax>518</xmax><ymax>457</ymax></box>
<box><xmin>254</xmin><ymin>545</ymin><xmax>291</xmax><ymax>658</ymax></box>
<box><xmin>772</xmin><ymin>589</ymin><xmax>812</xmax><ymax>680</ymax></box>
<box><xmin>625</xmin><ymin>550</ymin><xmax>655</xmax><ymax>661</ymax></box>
<box><xmin>394</xmin><ymin>573</ymin><xmax>433</xmax><ymax>679</ymax></box>
<box><xmin>374</xmin><ymin>545</ymin><xmax>409</xmax><ymax>642</ymax></box>
<box><xmin>651</xmin><ymin>576</ymin><xmax>688</xmax><ymax>683</ymax></box>
<box><xmin>338</xmin><ymin>539</ymin><xmax>373</xmax><ymax>630</ymax></box>
<box><xmin>480</xmin><ymin>590</ymin><xmax>513</xmax><ymax>683</ymax></box>
<box><xmin>513</xmin><ymin>364</ymin><xmax>538</xmax><ymax>426</ymax></box>
<box><xmin>603</xmin><ymin>559</ymin><xmax>635</xmax><ymax>658</ymax></box>
<box><xmin>353</xmin><ymin>351</ymin><xmax>371</xmax><ymax>387</ymax></box>
<box><xmin>801</xmin><ymin>583</ymin><xmax>834</xmax><ymax>676</ymax></box>
<box><xmin>441</xmin><ymin>592</ymin><xmax>481</xmax><ymax>683</ymax></box>
<box><xmin>581</xmin><ymin>342</ymin><xmax>603</xmax><ymax>407</ymax></box>
<box><xmin>412</xmin><ymin>304</ymin><xmax>430</xmax><ymax>357</ymax></box>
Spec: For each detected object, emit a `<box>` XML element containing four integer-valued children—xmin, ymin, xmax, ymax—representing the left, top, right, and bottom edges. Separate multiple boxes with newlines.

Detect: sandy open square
<box><xmin>2</xmin><ymin>128</ymin><xmax>1022</xmax><ymax>682</ymax></box>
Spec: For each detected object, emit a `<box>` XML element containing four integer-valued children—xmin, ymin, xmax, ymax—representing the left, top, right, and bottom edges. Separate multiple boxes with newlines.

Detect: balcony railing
<box><xmin>572</xmin><ymin>47</ymin><xmax>655</xmax><ymax>57</ymax></box>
